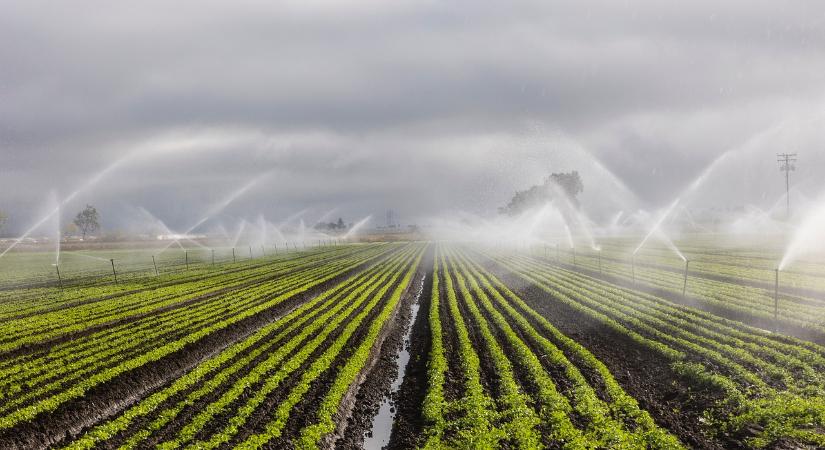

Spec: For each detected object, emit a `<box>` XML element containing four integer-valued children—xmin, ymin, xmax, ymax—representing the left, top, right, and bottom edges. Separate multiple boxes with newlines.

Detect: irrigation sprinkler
<box><xmin>152</xmin><ymin>255</ymin><xmax>159</xmax><ymax>276</ymax></box>
<box><xmin>631</xmin><ymin>256</ymin><xmax>636</xmax><ymax>284</ymax></box>
<box><xmin>261</xmin><ymin>245</ymin><xmax>265</xmax><ymax>256</ymax></box>
<box><xmin>185</xmin><ymin>251</ymin><xmax>189</xmax><ymax>271</ymax></box>
<box><xmin>110</xmin><ymin>259</ymin><xmax>118</xmax><ymax>284</ymax></box>
<box><xmin>55</xmin><ymin>264</ymin><xmax>64</xmax><ymax>290</ymax></box>
<box><xmin>249</xmin><ymin>246</ymin><xmax>252</xmax><ymax>260</ymax></box>
<box><xmin>211</xmin><ymin>249</ymin><xmax>215</xmax><ymax>266</ymax></box>
<box><xmin>598</xmin><ymin>249</ymin><xmax>602</xmax><ymax>274</ymax></box>
<box><xmin>274</xmin><ymin>244</ymin><xmax>277</xmax><ymax>254</ymax></box>
<box><xmin>232</xmin><ymin>248</ymin><xmax>236</xmax><ymax>263</ymax></box>
<box><xmin>774</xmin><ymin>268</ymin><xmax>780</xmax><ymax>328</ymax></box>
<box><xmin>682</xmin><ymin>260</ymin><xmax>690</xmax><ymax>296</ymax></box>
<box><xmin>555</xmin><ymin>244</ymin><xmax>560</xmax><ymax>263</ymax></box>
<box><xmin>572</xmin><ymin>247</ymin><xmax>576</xmax><ymax>266</ymax></box>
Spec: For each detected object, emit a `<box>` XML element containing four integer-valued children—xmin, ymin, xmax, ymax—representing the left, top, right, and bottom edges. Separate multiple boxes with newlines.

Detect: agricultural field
<box><xmin>5</xmin><ymin>1</ymin><xmax>825</xmax><ymax>448</ymax></box>
<box><xmin>0</xmin><ymin>238</ymin><xmax>823</xmax><ymax>449</ymax></box>
<box><xmin>530</xmin><ymin>237</ymin><xmax>825</xmax><ymax>343</ymax></box>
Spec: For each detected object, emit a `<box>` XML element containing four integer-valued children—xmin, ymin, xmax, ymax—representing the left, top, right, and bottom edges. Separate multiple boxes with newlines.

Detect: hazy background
<box><xmin>2</xmin><ymin>0</ymin><xmax>825</xmax><ymax>234</ymax></box>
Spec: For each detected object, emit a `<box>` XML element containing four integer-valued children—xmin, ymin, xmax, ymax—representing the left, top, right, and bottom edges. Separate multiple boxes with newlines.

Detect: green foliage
<box><xmin>73</xmin><ymin>204</ymin><xmax>100</xmax><ymax>239</ymax></box>
<box><xmin>494</xmin><ymin>250</ymin><xmax>825</xmax><ymax>448</ymax></box>
<box><xmin>499</xmin><ymin>171</ymin><xmax>584</xmax><ymax>216</ymax></box>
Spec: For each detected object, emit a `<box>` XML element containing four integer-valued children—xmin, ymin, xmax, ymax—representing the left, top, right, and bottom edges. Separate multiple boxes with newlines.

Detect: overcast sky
<box><xmin>2</xmin><ymin>0</ymin><xmax>825</xmax><ymax>233</ymax></box>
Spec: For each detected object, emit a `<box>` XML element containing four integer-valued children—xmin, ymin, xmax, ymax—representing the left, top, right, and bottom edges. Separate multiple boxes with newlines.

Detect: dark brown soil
<box><xmin>334</xmin><ymin>268</ymin><xmax>427</xmax><ymax>449</ymax></box>
<box><xmin>255</xmin><ymin>259</ymin><xmax>413</xmax><ymax>449</ymax></box>
<box><xmin>0</xmin><ymin>248</ymin><xmax>395</xmax><ymax>450</ymax></box>
<box><xmin>483</xmin><ymin>259</ymin><xmax>738</xmax><ymax>450</ymax></box>
<box><xmin>386</xmin><ymin>262</ymin><xmax>434</xmax><ymax>450</ymax></box>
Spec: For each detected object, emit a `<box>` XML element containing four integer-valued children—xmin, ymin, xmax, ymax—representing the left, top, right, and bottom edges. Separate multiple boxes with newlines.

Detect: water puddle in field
<box><xmin>364</xmin><ymin>274</ymin><xmax>425</xmax><ymax>450</ymax></box>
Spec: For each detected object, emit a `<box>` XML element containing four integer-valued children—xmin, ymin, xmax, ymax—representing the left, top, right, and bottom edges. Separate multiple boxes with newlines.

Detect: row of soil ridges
<box><xmin>6</xmin><ymin>240</ymin><xmax>825</xmax><ymax>449</ymax></box>
<box><xmin>401</xmin><ymin>244</ymin><xmax>683</xmax><ymax>449</ymax></box>
<box><xmin>591</xmin><ymin>238</ymin><xmax>825</xmax><ymax>293</ymax></box>
<box><xmin>0</xmin><ymin>245</ymin><xmax>366</xmax><ymax>336</ymax></box>
<box><xmin>531</xmin><ymin>245</ymin><xmax>825</xmax><ymax>342</ymax></box>
<box><xmin>484</xmin><ymin>249</ymin><xmax>825</xmax><ymax>448</ymax></box>
<box><xmin>0</xmin><ymin>242</ymin><xmax>412</xmax><ymax>448</ymax></box>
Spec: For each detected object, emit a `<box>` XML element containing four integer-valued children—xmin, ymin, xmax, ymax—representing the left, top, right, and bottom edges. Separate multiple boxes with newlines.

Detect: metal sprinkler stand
<box><xmin>185</xmin><ymin>250</ymin><xmax>189</xmax><ymax>271</ymax></box>
<box><xmin>55</xmin><ymin>264</ymin><xmax>64</xmax><ymax>291</ymax></box>
<box><xmin>249</xmin><ymin>246</ymin><xmax>252</xmax><ymax>260</ymax></box>
<box><xmin>598</xmin><ymin>249</ymin><xmax>602</xmax><ymax>274</ymax></box>
<box><xmin>682</xmin><ymin>260</ymin><xmax>690</xmax><ymax>296</ymax></box>
<box><xmin>774</xmin><ymin>268</ymin><xmax>780</xmax><ymax>329</ymax></box>
<box><xmin>110</xmin><ymin>259</ymin><xmax>118</xmax><ymax>284</ymax></box>
<box><xmin>152</xmin><ymin>255</ymin><xmax>159</xmax><ymax>276</ymax></box>
<box><xmin>261</xmin><ymin>245</ymin><xmax>265</xmax><ymax>257</ymax></box>
<box><xmin>232</xmin><ymin>248</ymin><xmax>236</xmax><ymax>263</ymax></box>
<box><xmin>572</xmin><ymin>247</ymin><xmax>576</xmax><ymax>266</ymax></box>
<box><xmin>631</xmin><ymin>256</ymin><xmax>636</xmax><ymax>284</ymax></box>
<box><xmin>211</xmin><ymin>249</ymin><xmax>215</xmax><ymax>266</ymax></box>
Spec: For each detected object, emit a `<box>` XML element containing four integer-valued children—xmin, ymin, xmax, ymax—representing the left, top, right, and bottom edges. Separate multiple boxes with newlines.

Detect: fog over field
<box><xmin>2</xmin><ymin>0</ymin><xmax>825</xmax><ymax>235</ymax></box>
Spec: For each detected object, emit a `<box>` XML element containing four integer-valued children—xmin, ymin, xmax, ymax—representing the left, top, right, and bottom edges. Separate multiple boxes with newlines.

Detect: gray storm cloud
<box><xmin>1</xmin><ymin>0</ymin><xmax>825</xmax><ymax>233</ymax></box>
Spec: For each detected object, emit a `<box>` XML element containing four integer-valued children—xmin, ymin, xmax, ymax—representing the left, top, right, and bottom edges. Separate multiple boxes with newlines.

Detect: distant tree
<box><xmin>73</xmin><ymin>204</ymin><xmax>100</xmax><ymax>239</ymax></box>
<box><xmin>499</xmin><ymin>171</ymin><xmax>584</xmax><ymax>216</ymax></box>
<box><xmin>549</xmin><ymin>171</ymin><xmax>584</xmax><ymax>203</ymax></box>
<box><xmin>313</xmin><ymin>217</ymin><xmax>349</xmax><ymax>232</ymax></box>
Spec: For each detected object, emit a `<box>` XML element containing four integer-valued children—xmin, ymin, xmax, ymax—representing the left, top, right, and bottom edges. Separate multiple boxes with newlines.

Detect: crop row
<box><xmin>491</xmin><ymin>251</ymin><xmax>825</xmax><ymax>448</ymax></box>
<box><xmin>0</xmin><ymin>245</ymin><xmax>364</xmax><ymax>320</ymax></box>
<box><xmin>580</xmin><ymin>238</ymin><xmax>825</xmax><ymax>294</ymax></box>
<box><xmin>551</xmin><ymin>249</ymin><xmax>825</xmax><ymax>335</ymax></box>
<box><xmin>0</xmin><ymin>244</ymin><xmax>383</xmax><ymax>353</ymax></box>
<box><xmin>58</xmin><ymin>242</ymin><xmax>425</xmax><ymax>449</ymax></box>
<box><xmin>419</xmin><ymin>244</ymin><xmax>682</xmax><ymax>448</ymax></box>
<box><xmin>0</xmin><ymin>243</ymin><xmax>399</xmax><ymax>432</ymax></box>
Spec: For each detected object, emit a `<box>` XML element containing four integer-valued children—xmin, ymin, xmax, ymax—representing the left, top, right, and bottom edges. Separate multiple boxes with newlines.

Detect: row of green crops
<box><xmin>0</xmin><ymin>243</ymin><xmax>400</xmax><ymax>432</ymax></box>
<box><xmin>491</xmin><ymin>251</ymin><xmax>825</xmax><ymax>448</ymax></box>
<box><xmin>59</xmin><ymin>242</ymin><xmax>425</xmax><ymax>449</ymax></box>
<box><xmin>540</xmin><ymin>236</ymin><xmax>825</xmax><ymax>295</ymax></box>
<box><xmin>0</xmin><ymin>244</ymin><xmax>368</xmax><ymax>320</ymax></box>
<box><xmin>419</xmin><ymin>244</ymin><xmax>682</xmax><ymax>449</ymax></box>
<box><xmin>0</xmin><ymin>242</ymin><xmax>337</xmax><ymax>290</ymax></box>
<box><xmin>539</xmin><ymin>248</ymin><xmax>825</xmax><ymax>336</ymax></box>
<box><xmin>0</xmin><ymin>244</ymin><xmax>386</xmax><ymax>353</ymax></box>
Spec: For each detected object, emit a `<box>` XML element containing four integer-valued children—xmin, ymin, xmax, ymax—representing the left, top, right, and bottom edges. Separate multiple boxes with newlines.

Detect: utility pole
<box><xmin>777</xmin><ymin>153</ymin><xmax>797</xmax><ymax>219</ymax></box>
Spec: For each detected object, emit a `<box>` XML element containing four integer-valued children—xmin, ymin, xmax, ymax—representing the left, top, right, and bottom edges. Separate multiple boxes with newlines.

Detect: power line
<box><xmin>777</xmin><ymin>153</ymin><xmax>797</xmax><ymax>219</ymax></box>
